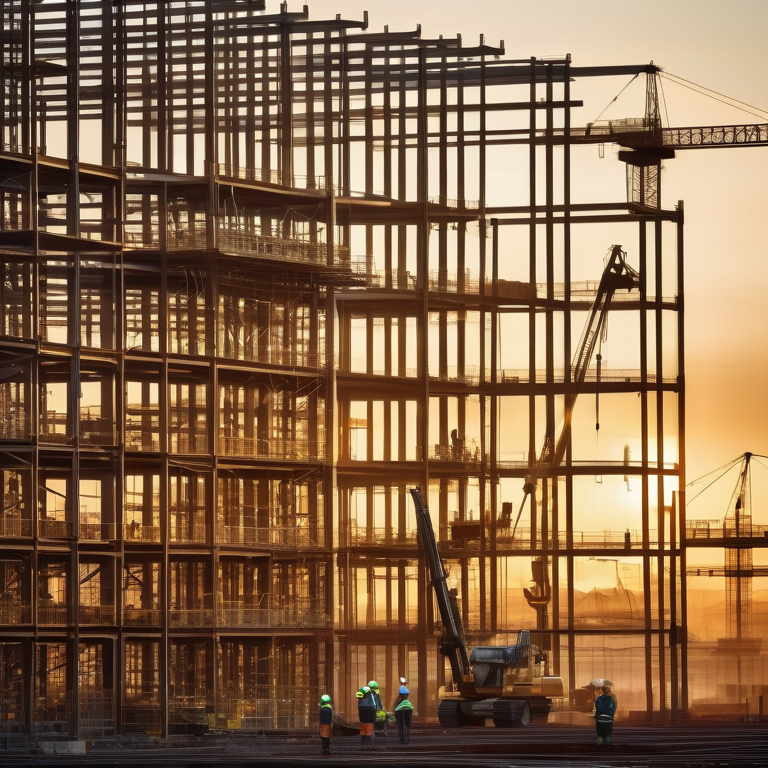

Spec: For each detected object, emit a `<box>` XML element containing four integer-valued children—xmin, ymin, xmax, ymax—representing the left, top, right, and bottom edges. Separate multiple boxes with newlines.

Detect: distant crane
<box><xmin>686</xmin><ymin>452</ymin><xmax>768</xmax><ymax>705</ymax></box>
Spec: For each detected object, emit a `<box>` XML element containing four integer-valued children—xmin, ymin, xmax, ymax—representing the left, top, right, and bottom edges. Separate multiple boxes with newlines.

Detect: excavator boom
<box><xmin>409</xmin><ymin>487</ymin><xmax>471</xmax><ymax>690</ymax></box>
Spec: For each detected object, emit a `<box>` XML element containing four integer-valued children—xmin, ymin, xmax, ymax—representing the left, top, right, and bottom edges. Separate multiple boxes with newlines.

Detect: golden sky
<box><xmin>302</xmin><ymin>0</ymin><xmax>768</xmax><ymax>513</ymax></box>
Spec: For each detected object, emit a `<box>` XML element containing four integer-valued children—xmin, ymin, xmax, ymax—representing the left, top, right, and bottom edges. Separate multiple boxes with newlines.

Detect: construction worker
<box><xmin>368</xmin><ymin>680</ymin><xmax>387</xmax><ymax>738</ymax></box>
<box><xmin>594</xmin><ymin>684</ymin><xmax>617</xmax><ymax>745</ymax></box>
<box><xmin>368</xmin><ymin>680</ymin><xmax>383</xmax><ymax>710</ymax></box>
<box><xmin>357</xmin><ymin>685</ymin><xmax>376</xmax><ymax>747</ymax></box>
<box><xmin>391</xmin><ymin>682</ymin><xmax>409</xmax><ymax>711</ymax></box>
<box><xmin>318</xmin><ymin>694</ymin><xmax>333</xmax><ymax>756</ymax></box>
<box><xmin>394</xmin><ymin>686</ymin><xmax>414</xmax><ymax>745</ymax></box>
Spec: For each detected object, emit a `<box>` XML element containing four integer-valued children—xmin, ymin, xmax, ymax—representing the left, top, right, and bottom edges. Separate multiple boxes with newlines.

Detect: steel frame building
<box><xmin>1</xmin><ymin>0</ymin><xmax>684</xmax><ymax>738</ymax></box>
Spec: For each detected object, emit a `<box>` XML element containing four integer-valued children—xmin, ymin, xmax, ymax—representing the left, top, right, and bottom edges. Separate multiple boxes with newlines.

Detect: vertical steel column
<box><xmin>66</xmin><ymin>0</ymin><xmax>82</xmax><ymax>739</ymax></box>
<box><xmin>279</xmin><ymin>17</ymin><xmax>293</xmax><ymax>187</ymax></box>
<box><xmin>638</xmin><ymin>214</ymin><xmax>653</xmax><ymax>714</ymax></box>
<box><xmin>675</xmin><ymin>201</ymin><xmax>688</xmax><ymax>712</ymax></box>
<box><xmin>527</xmin><ymin>58</ymin><xmax>538</xmax><ymax>544</ymax></box>
<box><xmin>489</xmin><ymin>219</ymin><xmax>498</xmax><ymax>631</ymax></box>
<box><xmin>416</xmin><ymin>44</ymin><xmax>431</xmax><ymax>719</ymax></box>
<box><xmin>556</xmin><ymin>54</ymin><xmax>572</xmax><ymax>679</ymax></box>
<box><xmin>654</xmin><ymin>201</ymin><xmax>666</xmax><ymax>713</ymax></box>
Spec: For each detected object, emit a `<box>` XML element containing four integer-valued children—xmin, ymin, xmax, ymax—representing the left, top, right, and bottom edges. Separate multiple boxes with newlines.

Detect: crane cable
<box><xmin>659</xmin><ymin>71</ymin><xmax>768</xmax><ymax>122</ymax></box>
<box><xmin>590</xmin><ymin>73</ymin><xmax>640</xmax><ymax>124</ymax></box>
<box><xmin>686</xmin><ymin>452</ymin><xmax>768</xmax><ymax>507</ymax></box>
<box><xmin>658</xmin><ymin>74</ymin><xmax>671</xmax><ymax>128</ymax></box>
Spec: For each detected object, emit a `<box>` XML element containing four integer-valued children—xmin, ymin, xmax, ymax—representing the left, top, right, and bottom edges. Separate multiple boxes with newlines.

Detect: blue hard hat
<box><xmin>399</xmin><ymin>685</ymin><xmax>409</xmax><ymax>695</ymax></box>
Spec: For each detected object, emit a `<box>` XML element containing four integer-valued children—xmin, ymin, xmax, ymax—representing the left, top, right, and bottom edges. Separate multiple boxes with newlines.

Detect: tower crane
<box><xmin>568</xmin><ymin>64</ymin><xmax>768</xmax><ymax>207</ymax></box>
<box><xmin>686</xmin><ymin>452</ymin><xmax>768</xmax><ymax>704</ymax></box>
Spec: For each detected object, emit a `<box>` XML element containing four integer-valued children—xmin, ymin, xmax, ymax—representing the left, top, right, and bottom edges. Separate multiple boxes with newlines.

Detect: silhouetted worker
<box><xmin>318</xmin><ymin>694</ymin><xmax>333</xmax><ymax>756</ymax></box>
<box><xmin>394</xmin><ymin>687</ymin><xmax>414</xmax><ymax>745</ymax></box>
<box><xmin>594</xmin><ymin>684</ymin><xmax>616</xmax><ymax>745</ymax></box>
<box><xmin>450</xmin><ymin>428</ymin><xmax>463</xmax><ymax>459</ymax></box>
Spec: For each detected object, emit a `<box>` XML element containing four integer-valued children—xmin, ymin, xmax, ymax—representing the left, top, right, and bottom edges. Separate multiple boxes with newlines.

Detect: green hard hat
<box><xmin>320</xmin><ymin>694</ymin><xmax>331</xmax><ymax>703</ymax></box>
<box><xmin>368</xmin><ymin>680</ymin><xmax>379</xmax><ymax>689</ymax></box>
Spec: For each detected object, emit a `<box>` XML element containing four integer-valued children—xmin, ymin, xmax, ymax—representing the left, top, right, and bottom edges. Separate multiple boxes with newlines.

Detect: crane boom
<box><xmin>517</xmin><ymin>245</ymin><xmax>639</xmax><ymax>520</ymax></box>
<box><xmin>551</xmin><ymin>244</ymin><xmax>639</xmax><ymax>468</ymax></box>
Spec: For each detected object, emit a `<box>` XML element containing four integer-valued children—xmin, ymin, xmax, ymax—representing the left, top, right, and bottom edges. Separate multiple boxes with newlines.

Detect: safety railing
<box><xmin>428</xmin><ymin>194</ymin><xmax>480</xmax><ymax>210</ymax></box>
<box><xmin>38</xmin><ymin>603</ymin><xmax>68</xmax><ymax>625</ymax></box>
<box><xmin>560</xmin><ymin>529</ymin><xmax>656</xmax><ymax>549</ymax></box>
<box><xmin>428</xmin><ymin>365</ymin><xmax>481</xmax><ymax>386</ymax></box>
<box><xmin>123</xmin><ymin>523</ymin><xmax>162</xmax><ymax>543</ymax></box>
<box><xmin>348</xmin><ymin>525</ymin><xmax>417</xmax><ymax>546</ymax></box>
<box><xmin>216</xmin><ymin>605</ymin><xmax>330</xmax><ymax>629</ymax></box>
<box><xmin>686</xmin><ymin>520</ymin><xmax>768</xmax><ymax>539</ymax></box>
<box><xmin>429</xmin><ymin>441</ymin><xmax>482</xmax><ymax>464</ymax></box>
<box><xmin>347</xmin><ymin>616</ymin><xmax>421</xmax><ymax>631</ymax></box>
<box><xmin>428</xmin><ymin>268</ymin><xmax>481</xmax><ymax>295</ymax></box>
<box><xmin>217</xmin><ymin>436</ymin><xmax>325</xmax><ymax>462</ymax></box>
<box><xmin>0</xmin><ymin>418</ymin><xmax>30</xmax><ymax>440</ymax></box>
<box><xmin>79</xmin><ymin>522</ymin><xmax>118</xmax><ymax>541</ymax></box>
<box><xmin>169</xmin><ymin>608</ymin><xmax>214</xmax><ymax>628</ymax></box>
<box><xmin>38</xmin><ymin>519</ymin><xmax>72</xmax><ymax>539</ymax></box>
<box><xmin>79</xmin><ymin>605</ymin><xmax>116</xmax><ymax>625</ymax></box>
<box><xmin>80</xmin><ymin>418</ymin><xmax>117</xmax><ymax>446</ymax></box>
<box><xmin>215</xmin><ymin>163</ymin><xmax>331</xmax><ymax>191</ymax></box>
<box><xmin>0</xmin><ymin>603</ymin><xmax>32</xmax><ymax>625</ymax></box>
<box><xmin>169</xmin><ymin>522</ymin><xmax>208</xmax><ymax>545</ymax></box>
<box><xmin>0</xmin><ymin>517</ymin><xmax>33</xmax><ymax>537</ymax></box>
<box><xmin>123</xmin><ymin>607</ymin><xmax>162</xmax><ymax>626</ymax></box>
<box><xmin>39</xmin><ymin>412</ymin><xmax>69</xmax><ymax>443</ymax></box>
<box><xmin>169</xmin><ymin>434</ymin><xmax>209</xmax><ymax>454</ymax></box>
<box><xmin>124</xmin><ymin>430</ymin><xmax>161</xmax><ymax>452</ymax></box>
<box><xmin>216</xmin><ymin>523</ymin><xmax>325</xmax><ymax>549</ymax></box>
<box><xmin>237</xmin><ymin>691</ymin><xmax>311</xmax><ymax>731</ymax></box>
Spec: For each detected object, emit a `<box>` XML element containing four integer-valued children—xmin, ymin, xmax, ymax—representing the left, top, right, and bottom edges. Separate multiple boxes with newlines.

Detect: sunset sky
<box><xmin>304</xmin><ymin>0</ymin><xmax>768</xmax><ymax>517</ymax></box>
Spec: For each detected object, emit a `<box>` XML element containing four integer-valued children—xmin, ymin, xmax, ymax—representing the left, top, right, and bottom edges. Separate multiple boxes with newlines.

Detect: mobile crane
<box><xmin>515</xmin><ymin>245</ymin><xmax>640</xmax><ymax>634</ymax></box>
<box><xmin>410</xmin><ymin>486</ymin><xmax>565</xmax><ymax>728</ymax></box>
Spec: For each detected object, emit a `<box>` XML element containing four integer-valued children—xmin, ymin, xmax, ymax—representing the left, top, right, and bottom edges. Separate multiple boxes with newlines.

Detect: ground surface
<box><xmin>2</xmin><ymin>722</ymin><xmax>766</xmax><ymax>768</ymax></box>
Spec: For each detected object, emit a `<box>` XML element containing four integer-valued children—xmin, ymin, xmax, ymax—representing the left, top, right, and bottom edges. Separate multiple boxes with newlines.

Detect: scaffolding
<box><xmin>0</xmin><ymin>0</ymin><xmax>686</xmax><ymax>735</ymax></box>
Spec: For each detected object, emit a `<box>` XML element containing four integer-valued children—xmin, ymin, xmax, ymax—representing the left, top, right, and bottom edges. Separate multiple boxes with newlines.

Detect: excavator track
<box><xmin>491</xmin><ymin>699</ymin><xmax>531</xmax><ymax>728</ymax></box>
<box><xmin>437</xmin><ymin>700</ymin><xmax>465</xmax><ymax>728</ymax></box>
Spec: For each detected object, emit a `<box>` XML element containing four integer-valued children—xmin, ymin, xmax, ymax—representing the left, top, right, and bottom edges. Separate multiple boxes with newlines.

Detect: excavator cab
<box><xmin>470</xmin><ymin>642</ymin><xmax>529</xmax><ymax>693</ymax></box>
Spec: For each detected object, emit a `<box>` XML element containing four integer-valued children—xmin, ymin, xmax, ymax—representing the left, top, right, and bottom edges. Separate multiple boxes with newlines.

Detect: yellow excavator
<box><xmin>410</xmin><ymin>487</ymin><xmax>564</xmax><ymax>727</ymax></box>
